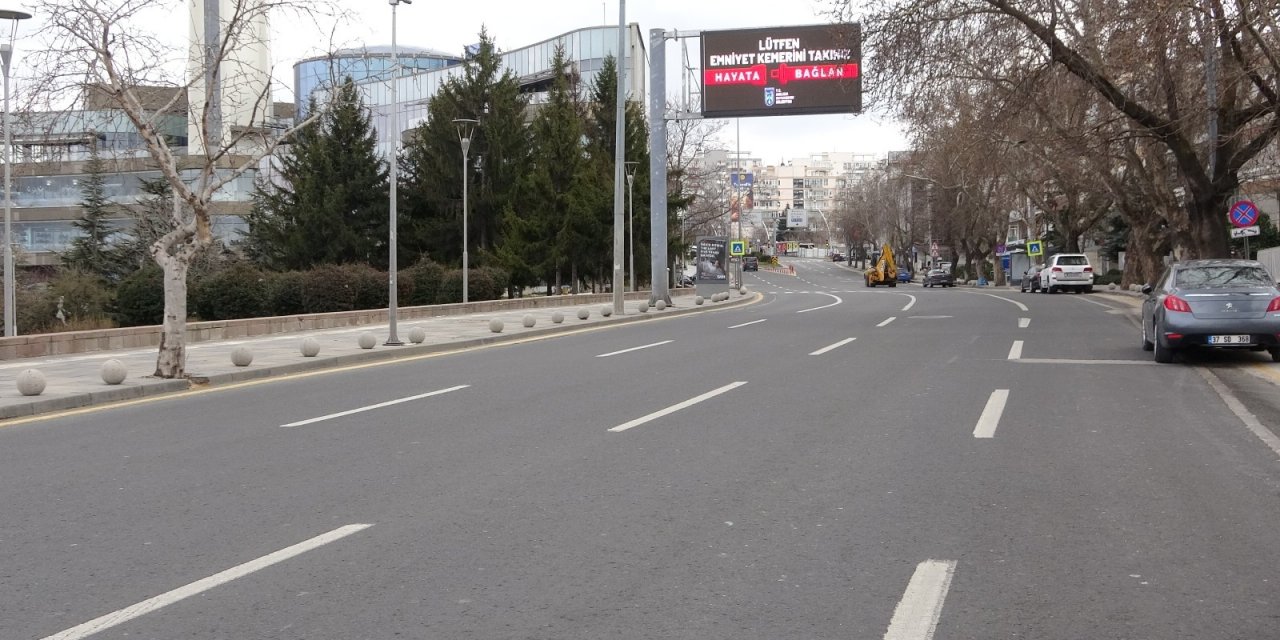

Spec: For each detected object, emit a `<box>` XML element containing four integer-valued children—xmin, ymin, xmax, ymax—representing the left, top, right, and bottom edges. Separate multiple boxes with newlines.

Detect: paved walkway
<box><xmin>0</xmin><ymin>290</ymin><xmax>754</xmax><ymax>421</ymax></box>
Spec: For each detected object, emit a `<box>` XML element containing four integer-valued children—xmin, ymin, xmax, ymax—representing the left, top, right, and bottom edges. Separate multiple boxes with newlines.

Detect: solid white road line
<box><xmin>728</xmin><ymin>319</ymin><xmax>767</xmax><ymax>329</ymax></box>
<box><xmin>281</xmin><ymin>385</ymin><xmax>469</xmax><ymax>427</ymax></box>
<box><xmin>973</xmin><ymin>390</ymin><xmax>1010</xmax><ymax>439</ymax></box>
<box><xmin>877</xmin><ymin>317</ymin><xmax>897</xmax><ymax>327</ymax></box>
<box><xmin>1072</xmin><ymin>295</ymin><xmax>1115</xmax><ymax>309</ymax></box>
<box><xmin>810</xmin><ymin>338</ymin><xmax>857</xmax><ymax>356</ymax></box>
<box><xmin>796</xmin><ymin>292</ymin><xmax>843</xmax><ymax>314</ymax></box>
<box><xmin>1014</xmin><ymin>358</ymin><xmax>1159</xmax><ymax>366</ymax></box>
<box><xmin>883</xmin><ymin>559</ymin><xmax>958</xmax><ymax>640</ymax></box>
<box><xmin>1007</xmin><ymin>341</ymin><xmax>1023</xmax><ymax>360</ymax></box>
<box><xmin>608</xmin><ymin>381</ymin><xmax>747</xmax><ymax>433</ymax></box>
<box><xmin>971</xmin><ymin>292</ymin><xmax>1029</xmax><ymax>312</ymax></box>
<box><xmin>1197</xmin><ymin>367</ymin><xmax>1280</xmax><ymax>457</ymax></box>
<box><xmin>1018</xmin><ymin>317</ymin><xmax>1031</xmax><ymax>328</ymax></box>
<box><xmin>596</xmin><ymin>340</ymin><xmax>674</xmax><ymax>358</ymax></box>
<box><xmin>42</xmin><ymin>524</ymin><xmax>374</xmax><ymax>640</ymax></box>
<box><xmin>901</xmin><ymin>295</ymin><xmax>918</xmax><ymax>312</ymax></box>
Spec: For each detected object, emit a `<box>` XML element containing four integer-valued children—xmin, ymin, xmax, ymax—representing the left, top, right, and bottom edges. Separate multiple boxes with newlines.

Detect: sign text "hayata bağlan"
<box><xmin>701</xmin><ymin>23</ymin><xmax>862</xmax><ymax>118</ymax></box>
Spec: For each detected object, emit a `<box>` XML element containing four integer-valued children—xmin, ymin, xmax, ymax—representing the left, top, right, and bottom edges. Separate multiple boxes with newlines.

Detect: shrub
<box><xmin>436</xmin><ymin>269</ymin><xmax>464</xmax><ymax>304</ymax></box>
<box><xmin>16</xmin><ymin>285</ymin><xmax>58</xmax><ymax>334</ymax></box>
<box><xmin>348</xmin><ymin>263</ymin><xmax>389</xmax><ymax>310</ymax></box>
<box><xmin>266</xmin><ymin>271</ymin><xmax>307</xmax><ymax>316</ymax></box>
<box><xmin>48</xmin><ymin>270</ymin><xmax>115</xmax><ymax>326</ymax></box>
<box><xmin>300</xmin><ymin>264</ymin><xmax>360</xmax><ymax>313</ymax></box>
<box><xmin>114</xmin><ymin>265</ymin><xmax>166</xmax><ymax>327</ymax></box>
<box><xmin>190</xmin><ymin>262</ymin><xmax>270</xmax><ymax>320</ymax></box>
<box><xmin>474</xmin><ymin>265</ymin><xmax>510</xmax><ymax>300</ymax></box>
<box><xmin>406</xmin><ymin>260</ymin><xmax>445</xmax><ymax>305</ymax></box>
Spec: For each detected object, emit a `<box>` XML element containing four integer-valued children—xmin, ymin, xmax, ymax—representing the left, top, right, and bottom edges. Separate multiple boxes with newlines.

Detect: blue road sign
<box><xmin>1230</xmin><ymin>200</ymin><xmax>1260</xmax><ymax>228</ymax></box>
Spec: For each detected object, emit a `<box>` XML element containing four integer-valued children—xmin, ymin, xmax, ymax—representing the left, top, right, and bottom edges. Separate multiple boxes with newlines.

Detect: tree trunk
<box><xmin>1186</xmin><ymin>192</ymin><xmax>1231</xmax><ymax>259</ymax></box>
<box><xmin>153</xmin><ymin>255</ymin><xmax>190</xmax><ymax>378</ymax></box>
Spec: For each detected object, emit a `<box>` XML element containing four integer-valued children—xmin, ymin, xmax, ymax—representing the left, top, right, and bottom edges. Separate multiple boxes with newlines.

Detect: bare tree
<box><xmin>27</xmin><ymin>0</ymin><xmax>338</xmax><ymax>377</ymax></box>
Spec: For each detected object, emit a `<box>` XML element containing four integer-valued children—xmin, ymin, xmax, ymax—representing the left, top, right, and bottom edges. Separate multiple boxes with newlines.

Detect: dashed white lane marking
<box><xmin>1018</xmin><ymin>317</ymin><xmax>1031</xmax><ymax>328</ymax></box>
<box><xmin>877</xmin><ymin>317</ymin><xmax>897</xmax><ymax>327</ymax></box>
<box><xmin>796</xmin><ymin>292</ymin><xmax>844</xmax><ymax>314</ymax></box>
<box><xmin>281</xmin><ymin>385</ymin><xmax>469</xmax><ymax>427</ymax></box>
<box><xmin>971</xmin><ymin>292</ymin><xmax>1029</xmax><ymax>312</ymax></box>
<box><xmin>973</xmin><ymin>389</ymin><xmax>1010</xmax><ymax>439</ymax></box>
<box><xmin>810</xmin><ymin>338</ymin><xmax>857</xmax><ymax>356</ymax></box>
<box><xmin>608</xmin><ymin>382</ymin><xmax>747</xmax><ymax>433</ymax></box>
<box><xmin>42</xmin><ymin>524</ymin><xmax>374</xmax><ymax>640</ymax></box>
<box><xmin>728</xmin><ymin>319</ymin><xmax>767</xmax><ymax>329</ymax></box>
<box><xmin>1008</xmin><ymin>341</ymin><xmax>1023</xmax><ymax>360</ymax></box>
<box><xmin>596</xmin><ymin>340</ymin><xmax>674</xmax><ymax>358</ymax></box>
<box><xmin>1197</xmin><ymin>367</ymin><xmax>1280</xmax><ymax>457</ymax></box>
<box><xmin>883</xmin><ymin>559</ymin><xmax>958</xmax><ymax>640</ymax></box>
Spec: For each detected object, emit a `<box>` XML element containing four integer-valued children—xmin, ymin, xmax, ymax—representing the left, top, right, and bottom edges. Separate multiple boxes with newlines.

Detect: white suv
<box><xmin>1039</xmin><ymin>253</ymin><xmax>1094</xmax><ymax>293</ymax></box>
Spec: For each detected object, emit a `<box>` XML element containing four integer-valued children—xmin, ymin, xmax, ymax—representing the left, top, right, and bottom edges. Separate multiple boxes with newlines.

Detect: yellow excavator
<box><xmin>864</xmin><ymin>243</ymin><xmax>897</xmax><ymax>287</ymax></box>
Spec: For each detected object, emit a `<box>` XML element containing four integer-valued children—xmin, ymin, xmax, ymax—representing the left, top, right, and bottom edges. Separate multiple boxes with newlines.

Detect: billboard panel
<box><xmin>701</xmin><ymin>23</ymin><xmax>861</xmax><ymax>118</ymax></box>
<box><xmin>695</xmin><ymin>236</ymin><xmax>729</xmax><ymax>284</ymax></box>
<box><xmin>787</xmin><ymin>208</ymin><xmax>809</xmax><ymax>228</ymax></box>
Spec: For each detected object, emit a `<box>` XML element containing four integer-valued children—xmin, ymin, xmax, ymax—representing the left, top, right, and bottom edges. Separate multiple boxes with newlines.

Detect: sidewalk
<box><xmin>0</xmin><ymin>289</ymin><xmax>755</xmax><ymax>421</ymax></box>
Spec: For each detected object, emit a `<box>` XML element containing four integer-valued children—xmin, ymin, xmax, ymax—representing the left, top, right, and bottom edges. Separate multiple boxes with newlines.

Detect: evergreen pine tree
<box><xmin>243</xmin><ymin>81</ymin><xmax>388</xmax><ymax>270</ymax></box>
<box><xmin>62</xmin><ymin>140</ymin><xmax>118</xmax><ymax>278</ymax></box>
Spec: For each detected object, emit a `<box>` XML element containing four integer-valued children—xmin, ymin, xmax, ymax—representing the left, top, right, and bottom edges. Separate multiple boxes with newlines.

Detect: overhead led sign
<box><xmin>701</xmin><ymin>23</ymin><xmax>861</xmax><ymax>118</ymax></box>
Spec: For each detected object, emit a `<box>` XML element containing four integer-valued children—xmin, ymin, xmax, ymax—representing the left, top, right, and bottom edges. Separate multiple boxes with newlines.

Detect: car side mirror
<box><xmin>1141</xmin><ymin>284</ymin><xmax>1153</xmax><ymax>295</ymax></box>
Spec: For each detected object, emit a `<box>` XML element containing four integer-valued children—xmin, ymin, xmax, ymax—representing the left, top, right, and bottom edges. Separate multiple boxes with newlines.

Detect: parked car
<box><xmin>922</xmin><ymin>268</ymin><xmax>954</xmax><ymax>288</ymax></box>
<box><xmin>1039</xmin><ymin>253</ymin><xmax>1094</xmax><ymax>293</ymax></box>
<box><xmin>897</xmin><ymin>267</ymin><xmax>912</xmax><ymax>283</ymax></box>
<box><xmin>831</xmin><ymin>253</ymin><xmax>845</xmax><ymax>262</ymax></box>
<box><xmin>743</xmin><ymin>256</ymin><xmax>759</xmax><ymax>271</ymax></box>
<box><xmin>1141</xmin><ymin>259</ymin><xmax>1280</xmax><ymax>363</ymax></box>
<box><xmin>1020</xmin><ymin>264</ymin><xmax>1044</xmax><ymax>293</ymax></box>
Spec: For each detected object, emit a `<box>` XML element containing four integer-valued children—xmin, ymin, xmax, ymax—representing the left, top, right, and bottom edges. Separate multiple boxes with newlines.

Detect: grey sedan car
<box><xmin>1141</xmin><ymin>259</ymin><xmax>1280</xmax><ymax>363</ymax></box>
<box><xmin>922</xmin><ymin>268</ymin><xmax>954</xmax><ymax>288</ymax></box>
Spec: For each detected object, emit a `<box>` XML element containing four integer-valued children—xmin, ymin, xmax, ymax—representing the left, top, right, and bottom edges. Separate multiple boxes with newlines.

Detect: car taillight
<box><xmin>1052</xmin><ymin>267</ymin><xmax>1063</xmax><ymax>273</ymax></box>
<box><xmin>1267</xmin><ymin>297</ymin><xmax>1280</xmax><ymax>312</ymax></box>
<box><xmin>1164</xmin><ymin>295</ymin><xmax>1192</xmax><ymax>313</ymax></box>
<box><xmin>1083</xmin><ymin>266</ymin><xmax>1093</xmax><ymax>273</ymax></box>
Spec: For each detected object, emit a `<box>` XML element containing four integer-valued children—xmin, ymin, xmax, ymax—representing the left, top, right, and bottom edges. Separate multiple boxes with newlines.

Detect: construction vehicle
<box><xmin>864</xmin><ymin>243</ymin><xmax>898</xmax><ymax>287</ymax></box>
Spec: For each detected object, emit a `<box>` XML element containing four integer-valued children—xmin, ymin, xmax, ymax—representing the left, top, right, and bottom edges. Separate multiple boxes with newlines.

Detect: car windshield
<box><xmin>1056</xmin><ymin>256</ymin><xmax>1088</xmax><ymax>266</ymax></box>
<box><xmin>1175</xmin><ymin>265</ymin><xmax>1273</xmax><ymax>288</ymax></box>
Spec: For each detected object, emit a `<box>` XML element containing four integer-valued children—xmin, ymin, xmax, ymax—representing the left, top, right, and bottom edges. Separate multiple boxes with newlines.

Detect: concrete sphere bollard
<box><xmin>358</xmin><ymin>332</ymin><xmax>377</xmax><ymax>349</ymax></box>
<box><xmin>522</xmin><ymin>314</ymin><xmax>536</xmax><ymax>328</ymax></box>
<box><xmin>231</xmin><ymin>346</ymin><xmax>254</xmax><ymax>367</ymax></box>
<box><xmin>16</xmin><ymin>369</ymin><xmax>46</xmax><ymax>396</ymax></box>
<box><xmin>601</xmin><ymin>306</ymin><xmax>613</xmax><ymax>317</ymax></box>
<box><xmin>101</xmin><ymin>359</ymin><xmax>128</xmax><ymax>385</ymax></box>
<box><xmin>637</xmin><ymin>302</ymin><xmax>649</xmax><ymax>313</ymax></box>
<box><xmin>408</xmin><ymin>326</ymin><xmax>427</xmax><ymax>344</ymax></box>
<box><xmin>552</xmin><ymin>311</ymin><xmax>565</xmax><ymax>324</ymax></box>
<box><xmin>577</xmin><ymin>308</ymin><xmax>590</xmax><ymax>320</ymax></box>
<box><xmin>655</xmin><ymin>299</ymin><xmax>667</xmax><ymax>311</ymax></box>
<box><xmin>739</xmin><ymin>286</ymin><xmax>748</xmax><ymax>295</ymax></box>
<box><xmin>489</xmin><ymin>318</ymin><xmax>504</xmax><ymax>333</ymax></box>
<box><xmin>696</xmin><ymin>296</ymin><xmax>705</xmax><ymax>305</ymax></box>
<box><xmin>300</xmin><ymin>337</ymin><xmax>321</xmax><ymax>357</ymax></box>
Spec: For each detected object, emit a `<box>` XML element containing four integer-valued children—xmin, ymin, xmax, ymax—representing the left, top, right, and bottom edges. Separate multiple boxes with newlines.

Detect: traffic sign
<box><xmin>1229</xmin><ymin>200</ymin><xmax>1260</xmax><ymax>228</ymax></box>
<box><xmin>930</xmin><ymin>241</ymin><xmax>939</xmax><ymax>259</ymax></box>
<box><xmin>1026</xmin><ymin>240</ymin><xmax>1043</xmax><ymax>257</ymax></box>
<box><xmin>1231</xmin><ymin>225</ymin><xmax>1261</xmax><ymax>238</ymax></box>
<box><xmin>729</xmin><ymin>240</ymin><xmax>746</xmax><ymax>256</ymax></box>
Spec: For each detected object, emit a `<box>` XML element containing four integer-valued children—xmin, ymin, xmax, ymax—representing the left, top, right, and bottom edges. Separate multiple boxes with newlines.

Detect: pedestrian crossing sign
<box><xmin>1027</xmin><ymin>240</ymin><xmax>1043</xmax><ymax>257</ymax></box>
<box><xmin>730</xmin><ymin>240</ymin><xmax>746</xmax><ymax>256</ymax></box>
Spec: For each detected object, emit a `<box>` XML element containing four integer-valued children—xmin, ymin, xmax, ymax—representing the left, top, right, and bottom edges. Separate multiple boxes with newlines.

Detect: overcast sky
<box><xmin>10</xmin><ymin>0</ymin><xmax>908</xmax><ymax>164</ymax></box>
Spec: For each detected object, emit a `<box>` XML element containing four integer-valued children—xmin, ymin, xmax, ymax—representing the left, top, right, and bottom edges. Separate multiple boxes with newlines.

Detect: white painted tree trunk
<box><xmin>153</xmin><ymin>253</ymin><xmax>191</xmax><ymax>379</ymax></box>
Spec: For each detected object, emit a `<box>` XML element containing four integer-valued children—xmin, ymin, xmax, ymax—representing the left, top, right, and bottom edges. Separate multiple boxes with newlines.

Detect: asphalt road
<box><xmin>4</xmin><ymin>258</ymin><xmax>1280</xmax><ymax>639</ymax></box>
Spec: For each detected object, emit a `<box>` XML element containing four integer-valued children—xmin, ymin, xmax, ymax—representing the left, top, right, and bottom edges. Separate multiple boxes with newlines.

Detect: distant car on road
<box><xmin>897</xmin><ymin>267</ymin><xmax>912</xmax><ymax>283</ymax></box>
<box><xmin>1021</xmin><ymin>264</ymin><xmax>1044</xmax><ymax>292</ymax></box>
<box><xmin>831</xmin><ymin>253</ymin><xmax>844</xmax><ymax>262</ymax></box>
<box><xmin>743</xmin><ymin>256</ymin><xmax>759</xmax><ymax>271</ymax></box>
<box><xmin>1039</xmin><ymin>253</ymin><xmax>1094</xmax><ymax>293</ymax></box>
<box><xmin>922</xmin><ymin>268</ymin><xmax>954</xmax><ymax>288</ymax></box>
<box><xmin>1141</xmin><ymin>259</ymin><xmax>1280</xmax><ymax>363</ymax></box>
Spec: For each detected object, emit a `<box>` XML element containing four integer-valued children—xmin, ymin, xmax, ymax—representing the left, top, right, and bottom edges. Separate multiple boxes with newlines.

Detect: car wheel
<box><xmin>1084</xmin><ymin>286</ymin><xmax>1094</xmax><ymax>294</ymax></box>
<box><xmin>1153</xmin><ymin>323</ymin><xmax>1176</xmax><ymax>363</ymax></box>
<box><xmin>1141</xmin><ymin>319</ymin><xmax>1154</xmax><ymax>351</ymax></box>
<box><xmin>1270</xmin><ymin>347</ymin><xmax>1280</xmax><ymax>363</ymax></box>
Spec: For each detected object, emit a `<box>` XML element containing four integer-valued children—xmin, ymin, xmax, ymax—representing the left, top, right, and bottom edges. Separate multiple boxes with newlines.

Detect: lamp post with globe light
<box><xmin>624</xmin><ymin>161</ymin><xmax>637</xmax><ymax>292</ymax></box>
<box><xmin>453</xmin><ymin>118</ymin><xmax>477</xmax><ymax>303</ymax></box>
<box><xmin>384</xmin><ymin>0</ymin><xmax>411</xmax><ymax>345</ymax></box>
<box><xmin>0</xmin><ymin>6</ymin><xmax>30</xmax><ymax>337</ymax></box>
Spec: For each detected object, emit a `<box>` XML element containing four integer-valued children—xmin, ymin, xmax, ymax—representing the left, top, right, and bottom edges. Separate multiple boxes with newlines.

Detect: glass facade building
<box><xmin>294</xmin><ymin>45</ymin><xmax>464</xmax><ymax>117</ymax></box>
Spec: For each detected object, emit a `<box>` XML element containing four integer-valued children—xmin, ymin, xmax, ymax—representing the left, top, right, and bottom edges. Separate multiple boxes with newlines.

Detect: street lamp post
<box><xmin>384</xmin><ymin>0</ymin><xmax>411</xmax><ymax>346</ymax></box>
<box><xmin>624</xmin><ymin>161</ymin><xmax>637</xmax><ymax>292</ymax></box>
<box><xmin>1</xmin><ymin>7</ymin><xmax>29</xmax><ymax>338</ymax></box>
<box><xmin>453</xmin><ymin>118</ymin><xmax>478</xmax><ymax>303</ymax></box>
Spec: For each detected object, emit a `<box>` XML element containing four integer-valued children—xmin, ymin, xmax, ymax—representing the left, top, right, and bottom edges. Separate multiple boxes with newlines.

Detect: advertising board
<box><xmin>701</xmin><ymin>23</ymin><xmax>861</xmax><ymax>118</ymax></box>
<box><xmin>695</xmin><ymin>236</ymin><xmax>729</xmax><ymax>284</ymax></box>
<box><xmin>787</xmin><ymin>208</ymin><xmax>809</xmax><ymax>228</ymax></box>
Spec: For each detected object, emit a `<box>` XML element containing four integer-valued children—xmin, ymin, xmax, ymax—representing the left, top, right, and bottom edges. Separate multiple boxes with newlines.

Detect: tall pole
<box><xmin>610</xmin><ymin>1</ymin><xmax>627</xmax><ymax>315</ymax></box>
<box><xmin>648</xmin><ymin>28</ymin><xmax>670</xmax><ymax>305</ymax></box>
<box><xmin>462</xmin><ymin>139</ymin><xmax>470</xmax><ymax>303</ymax></box>
<box><xmin>2</xmin><ymin>45</ymin><xmax>13</xmax><ymax>336</ymax></box>
<box><xmin>385</xmin><ymin>0</ymin><xmax>407</xmax><ymax>345</ymax></box>
<box><xmin>625</xmin><ymin>161</ymin><xmax>637</xmax><ymax>292</ymax></box>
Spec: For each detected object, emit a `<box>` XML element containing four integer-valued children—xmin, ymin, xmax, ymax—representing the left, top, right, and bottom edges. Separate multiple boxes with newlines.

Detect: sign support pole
<box><xmin>649</xmin><ymin>28</ymin><xmax>671</xmax><ymax>305</ymax></box>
